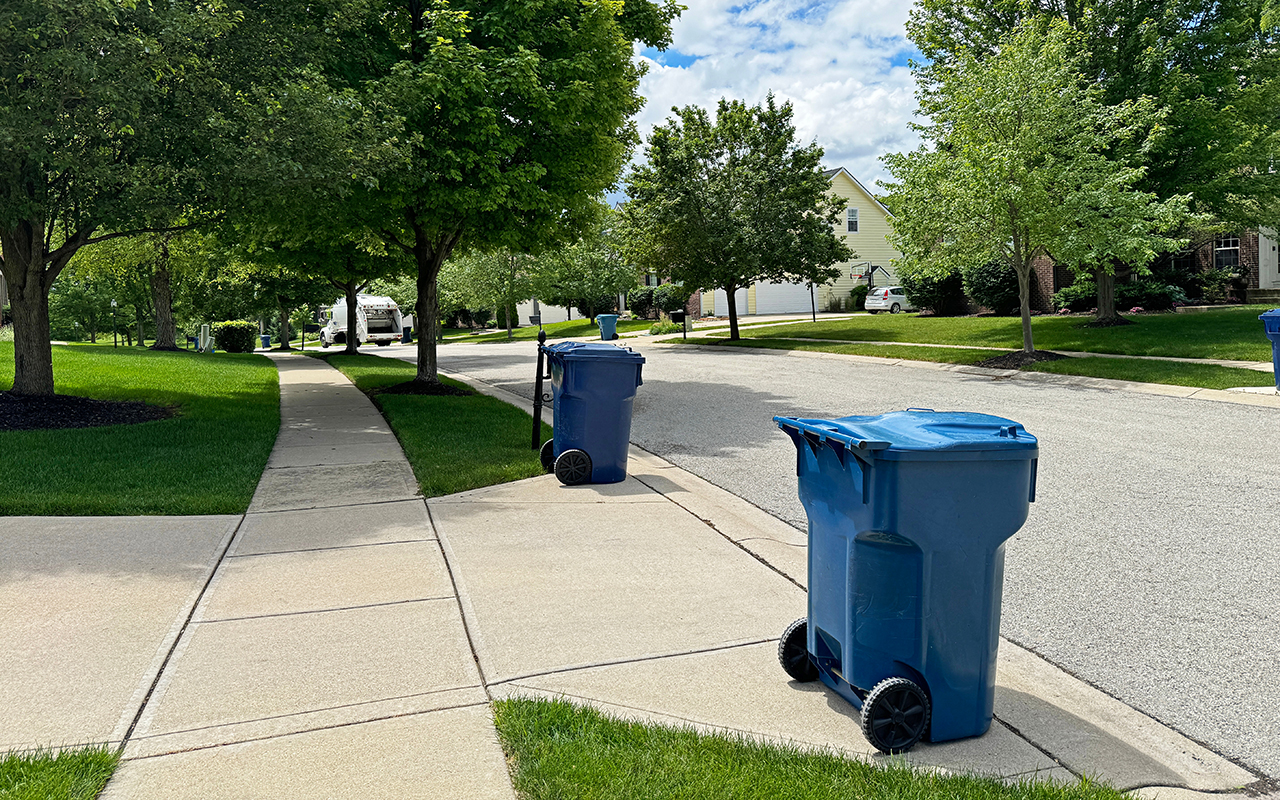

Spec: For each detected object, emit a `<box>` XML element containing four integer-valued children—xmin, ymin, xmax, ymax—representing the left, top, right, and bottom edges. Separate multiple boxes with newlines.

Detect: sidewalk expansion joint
<box><xmin>125</xmin><ymin>699</ymin><xmax>492</xmax><ymax>761</ymax></box>
<box><xmin>990</xmin><ymin>715</ymin><xmax>1072</xmax><ymax>778</ymax></box>
<box><xmin>488</xmin><ymin>638</ymin><xmax>778</xmax><ymax>688</ymax></box>
<box><xmin>195</xmin><ymin>596</ymin><xmax>456</xmax><ymax>625</ymax></box>
<box><xmin>119</xmin><ymin>514</ymin><xmax>248</xmax><ymax>749</ymax></box>
<box><xmin>425</xmin><ymin>502</ymin><xmax>493</xmax><ymax>701</ymax></box>
<box><xmin>226</xmin><ymin>537</ymin><xmax>437</xmax><ymax>558</ymax></box>
<box><xmin>244</xmin><ymin>496</ymin><xmax>425</xmax><ymax>516</ymax></box>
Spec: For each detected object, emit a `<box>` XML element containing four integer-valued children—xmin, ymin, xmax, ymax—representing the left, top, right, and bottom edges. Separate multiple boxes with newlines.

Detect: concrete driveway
<box><xmin>374</xmin><ymin>337</ymin><xmax>1280</xmax><ymax>781</ymax></box>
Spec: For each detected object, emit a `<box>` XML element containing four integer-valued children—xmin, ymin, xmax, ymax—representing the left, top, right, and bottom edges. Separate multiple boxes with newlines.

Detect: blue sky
<box><xmin>627</xmin><ymin>0</ymin><xmax>922</xmax><ymax>192</ymax></box>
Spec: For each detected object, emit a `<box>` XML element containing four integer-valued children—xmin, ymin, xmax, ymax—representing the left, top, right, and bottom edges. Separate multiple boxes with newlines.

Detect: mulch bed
<box><xmin>0</xmin><ymin>391</ymin><xmax>175</xmax><ymax>432</ymax></box>
<box><xmin>974</xmin><ymin>350</ymin><xmax>1071</xmax><ymax>370</ymax></box>
<box><xmin>375</xmin><ymin>380</ymin><xmax>473</xmax><ymax>397</ymax></box>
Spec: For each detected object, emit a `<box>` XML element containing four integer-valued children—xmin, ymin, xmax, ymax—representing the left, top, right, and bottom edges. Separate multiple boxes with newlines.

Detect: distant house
<box><xmin>1029</xmin><ymin>230</ymin><xmax>1280</xmax><ymax>310</ymax></box>
<box><xmin>699</xmin><ymin>167</ymin><xmax>903</xmax><ymax>317</ymax></box>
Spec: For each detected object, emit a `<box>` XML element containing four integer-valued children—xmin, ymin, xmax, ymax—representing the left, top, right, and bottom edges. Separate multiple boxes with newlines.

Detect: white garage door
<box><xmin>754</xmin><ymin>280</ymin><xmax>815</xmax><ymax>314</ymax></box>
<box><xmin>713</xmin><ymin>288</ymin><xmax>748</xmax><ymax>316</ymax></box>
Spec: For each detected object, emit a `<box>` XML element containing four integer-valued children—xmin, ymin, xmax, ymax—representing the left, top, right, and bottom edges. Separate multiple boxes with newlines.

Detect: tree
<box><xmin>439</xmin><ymin>250</ymin><xmax>535</xmax><ymax>339</ymax></box>
<box><xmin>907</xmin><ymin>0</ymin><xmax>1280</xmax><ymax>321</ymax></box>
<box><xmin>623</xmin><ymin>95</ymin><xmax>852</xmax><ymax>340</ymax></box>
<box><xmin>355</xmin><ymin>0</ymin><xmax>679</xmax><ymax>389</ymax></box>
<box><xmin>532</xmin><ymin>205</ymin><xmax>638</xmax><ymax>324</ymax></box>
<box><xmin>882</xmin><ymin>20</ymin><xmax>1189</xmax><ymax>354</ymax></box>
<box><xmin>0</xmin><ymin>0</ymin><xmax>239</xmax><ymax>394</ymax></box>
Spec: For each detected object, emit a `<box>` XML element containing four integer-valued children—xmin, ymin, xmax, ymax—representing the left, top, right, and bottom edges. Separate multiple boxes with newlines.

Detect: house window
<box><xmin>1214</xmin><ymin>235</ymin><xmax>1240</xmax><ymax>269</ymax></box>
<box><xmin>846</xmin><ymin>207</ymin><xmax>859</xmax><ymax>233</ymax></box>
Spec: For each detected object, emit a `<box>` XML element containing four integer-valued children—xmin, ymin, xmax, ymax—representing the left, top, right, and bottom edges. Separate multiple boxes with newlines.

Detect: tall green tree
<box><xmin>531</xmin><ymin>204</ymin><xmax>638</xmax><ymax>324</ymax></box>
<box><xmin>0</xmin><ymin>0</ymin><xmax>240</xmax><ymax>394</ymax></box>
<box><xmin>624</xmin><ymin>95</ymin><xmax>852</xmax><ymax>340</ymax></box>
<box><xmin>908</xmin><ymin>0</ymin><xmax>1280</xmax><ymax>320</ymax></box>
<box><xmin>354</xmin><ymin>0</ymin><xmax>679</xmax><ymax>389</ymax></box>
<box><xmin>440</xmin><ymin>250</ymin><xmax>536</xmax><ymax>339</ymax></box>
<box><xmin>882</xmin><ymin>20</ymin><xmax>1189</xmax><ymax>354</ymax></box>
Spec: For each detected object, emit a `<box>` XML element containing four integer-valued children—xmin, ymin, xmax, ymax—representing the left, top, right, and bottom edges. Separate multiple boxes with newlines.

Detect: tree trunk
<box><xmin>0</xmin><ymin>272</ymin><xmax>8</xmax><ymax>327</ymax></box>
<box><xmin>150</xmin><ymin>241</ymin><xmax>179</xmax><ymax>350</ymax></box>
<box><xmin>278</xmin><ymin>304</ymin><xmax>292</xmax><ymax>350</ymax></box>
<box><xmin>135</xmin><ymin>305</ymin><xmax>146</xmax><ymax>347</ymax></box>
<box><xmin>1095</xmin><ymin>270</ymin><xmax>1119</xmax><ymax>321</ymax></box>
<box><xmin>406</xmin><ymin>215</ymin><xmax>462</xmax><ymax>384</ymax></box>
<box><xmin>724</xmin><ymin>282</ymin><xmax>740</xmax><ymax>340</ymax></box>
<box><xmin>343</xmin><ymin>280</ymin><xmax>360</xmax><ymax>355</ymax></box>
<box><xmin>1016</xmin><ymin>266</ymin><xmax>1035</xmax><ymax>353</ymax></box>
<box><xmin>1</xmin><ymin>222</ymin><xmax>62</xmax><ymax>396</ymax></box>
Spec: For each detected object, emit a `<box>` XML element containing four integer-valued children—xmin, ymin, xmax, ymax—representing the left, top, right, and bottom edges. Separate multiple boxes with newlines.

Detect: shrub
<box><xmin>212</xmin><ymin>320</ymin><xmax>260</xmax><ymax>353</ymax></box>
<box><xmin>1116</xmin><ymin>280</ymin><xmax>1186</xmax><ymax>311</ymax></box>
<box><xmin>627</xmin><ymin>287</ymin><xmax>656</xmax><ymax>318</ymax></box>
<box><xmin>849</xmin><ymin>285</ymin><xmax>869</xmax><ymax>311</ymax></box>
<box><xmin>470</xmin><ymin>308</ymin><xmax>493</xmax><ymax>328</ymax></box>
<box><xmin>1200</xmin><ymin>266</ymin><xmax>1244</xmax><ymax>303</ymax></box>
<box><xmin>1052</xmin><ymin>281</ymin><xmax>1095</xmax><ymax>312</ymax></box>
<box><xmin>649</xmin><ymin>320</ymin><xmax>682</xmax><ymax>335</ymax></box>
<box><xmin>653</xmin><ymin>283</ymin><xmax>692</xmax><ymax>314</ymax></box>
<box><xmin>962</xmin><ymin>261</ymin><xmax>1020</xmax><ymax>315</ymax></box>
<box><xmin>897</xmin><ymin>269</ymin><xmax>966</xmax><ymax>315</ymax></box>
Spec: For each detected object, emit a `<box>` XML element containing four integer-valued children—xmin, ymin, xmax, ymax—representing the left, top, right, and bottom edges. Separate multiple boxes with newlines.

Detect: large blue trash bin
<box><xmin>597</xmin><ymin>314</ymin><xmax>619</xmax><ymax>340</ymax></box>
<box><xmin>774</xmin><ymin>409</ymin><xmax>1038</xmax><ymax>752</ymax></box>
<box><xmin>543</xmin><ymin>342</ymin><xmax>644</xmax><ymax>484</ymax></box>
<box><xmin>1260</xmin><ymin>309</ymin><xmax>1280</xmax><ymax>391</ymax></box>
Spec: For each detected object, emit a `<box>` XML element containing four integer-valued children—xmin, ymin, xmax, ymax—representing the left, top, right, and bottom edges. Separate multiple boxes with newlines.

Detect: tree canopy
<box><xmin>623</xmin><ymin>94</ymin><xmax>852</xmax><ymax>340</ymax></box>
<box><xmin>882</xmin><ymin>20</ymin><xmax>1189</xmax><ymax>353</ymax></box>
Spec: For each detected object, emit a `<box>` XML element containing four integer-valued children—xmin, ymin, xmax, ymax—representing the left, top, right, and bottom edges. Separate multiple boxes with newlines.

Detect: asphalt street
<box><xmin>376</xmin><ymin>338</ymin><xmax>1280</xmax><ymax>781</ymax></box>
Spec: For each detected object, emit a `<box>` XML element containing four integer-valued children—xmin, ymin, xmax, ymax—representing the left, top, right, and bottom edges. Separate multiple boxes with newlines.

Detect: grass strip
<box><xmin>674</xmin><ymin>336</ymin><xmax>996</xmax><ymax>365</ymax></box>
<box><xmin>0</xmin><ymin>344</ymin><xmax>279</xmax><ymax>515</ymax></box>
<box><xmin>323</xmin><ymin>354</ymin><xmax>552</xmax><ymax>497</ymax></box>
<box><xmin>1025</xmin><ymin>356</ymin><xmax>1276</xmax><ymax>390</ymax></box>
<box><xmin>744</xmin><ymin>306</ymin><xmax>1275</xmax><ymax>361</ymax></box>
<box><xmin>0</xmin><ymin>746</ymin><xmax>118</xmax><ymax>800</ymax></box>
<box><xmin>670</xmin><ymin>336</ymin><xmax>1276</xmax><ymax>390</ymax></box>
<box><xmin>494</xmin><ymin>697</ymin><xmax>1125</xmax><ymax>800</ymax></box>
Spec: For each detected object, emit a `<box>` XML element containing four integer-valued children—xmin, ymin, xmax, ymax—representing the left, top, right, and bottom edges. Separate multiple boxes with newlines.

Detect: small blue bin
<box><xmin>544</xmin><ymin>342</ymin><xmax>644</xmax><ymax>483</ymax></box>
<box><xmin>597</xmin><ymin>314</ymin><xmax>619</xmax><ymax>340</ymax></box>
<box><xmin>775</xmin><ymin>409</ymin><xmax>1038</xmax><ymax>752</ymax></box>
<box><xmin>261</xmin><ymin>334</ymin><xmax>271</xmax><ymax>349</ymax></box>
<box><xmin>1260</xmin><ymin>309</ymin><xmax>1280</xmax><ymax>390</ymax></box>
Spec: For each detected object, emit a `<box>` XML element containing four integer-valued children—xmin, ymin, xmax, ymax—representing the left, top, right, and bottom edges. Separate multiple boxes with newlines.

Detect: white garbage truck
<box><xmin>319</xmin><ymin>295</ymin><xmax>404</xmax><ymax>347</ymax></box>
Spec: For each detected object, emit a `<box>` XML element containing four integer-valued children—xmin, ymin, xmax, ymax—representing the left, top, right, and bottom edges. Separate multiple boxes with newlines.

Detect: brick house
<box><xmin>1029</xmin><ymin>230</ymin><xmax>1280</xmax><ymax>311</ymax></box>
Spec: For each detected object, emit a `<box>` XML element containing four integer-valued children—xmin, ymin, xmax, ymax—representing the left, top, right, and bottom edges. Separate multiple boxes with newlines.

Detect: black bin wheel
<box><xmin>554</xmin><ymin>449</ymin><xmax>593</xmax><ymax>485</ymax></box>
<box><xmin>861</xmin><ymin>677</ymin><xmax>930</xmax><ymax>754</ymax></box>
<box><xmin>539</xmin><ymin>439</ymin><xmax>556</xmax><ymax>473</ymax></box>
<box><xmin>778</xmin><ymin>617</ymin><xmax>818</xmax><ymax>682</ymax></box>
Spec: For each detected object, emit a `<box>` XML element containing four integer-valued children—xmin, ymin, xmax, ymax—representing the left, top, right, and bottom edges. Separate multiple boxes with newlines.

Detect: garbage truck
<box><xmin>319</xmin><ymin>295</ymin><xmax>403</xmax><ymax>347</ymax></box>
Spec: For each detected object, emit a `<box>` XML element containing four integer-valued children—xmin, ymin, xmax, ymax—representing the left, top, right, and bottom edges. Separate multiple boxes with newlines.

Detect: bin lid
<box><xmin>544</xmin><ymin>341</ymin><xmax>645</xmax><ymax>363</ymax></box>
<box><xmin>1260</xmin><ymin>309</ymin><xmax>1280</xmax><ymax>330</ymax></box>
<box><xmin>775</xmin><ymin>409</ymin><xmax>1037</xmax><ymax>461</ymax></box>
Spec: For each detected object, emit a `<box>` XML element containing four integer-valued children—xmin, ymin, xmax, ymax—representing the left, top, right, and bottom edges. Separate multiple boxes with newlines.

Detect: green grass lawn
<box><xmin>0</xmin><ymin>746</ymin><xmax>118</xmax><ymax>800</ymax></box>
<box><xmin>745</xmin><ymin>306</ymin><xmax>1275</xmax><ymax>361</ymax></box>
<box><xmin>683</xmin><ymin>336</ymin><xmax>997</xmax><ymax>365</ymax></box>
<box><xmin>323</xmin><ymin>354</ymin><xmax>552</xmax><ymax>497</ymax></box>
<box><xmin>1027</xmin><ymin>356</ymin><xmax>1277</xmax><ymax>390</ymax></box>
<box><xmin>0</xmin><ymin>343</ymin><xmax>279</xmax><ymax>515</ymax></box>
<box><xmin>494</xmin><ymin>698</ymin><xmax>1125</xmax><ymax>800</ymax></box>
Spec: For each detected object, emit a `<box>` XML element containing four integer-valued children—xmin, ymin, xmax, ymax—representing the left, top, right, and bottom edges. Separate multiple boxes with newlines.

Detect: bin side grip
<box><xmin>1029</xmin><ymin>457</ymin><xmax>1038</xmax><ymax>503</ymax></box>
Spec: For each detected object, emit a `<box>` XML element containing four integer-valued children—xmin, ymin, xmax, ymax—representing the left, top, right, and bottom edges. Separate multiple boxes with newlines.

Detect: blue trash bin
<box><xmin>774</xmin><ymin>409</ymin><xmax>1038</xmax><ymax>753</ymax></box>
<box><xmin>261</xmin><ymin>334</ymin><xmax>271</xmax><ymax>349</ymax></box>
<box><xmin>1260</xmin><ymin>309</ymin><xmax>1280</xmax><ymax>391</ymax></box>
<box><xmin>541</xmin><ymin>342</ymin><xmax>644</xmax><ymax>484</ymax></box>
<box><xmin>597</xmin><ymin>314</ymin><xmax>619</xmax><ymax>340</ymax></box>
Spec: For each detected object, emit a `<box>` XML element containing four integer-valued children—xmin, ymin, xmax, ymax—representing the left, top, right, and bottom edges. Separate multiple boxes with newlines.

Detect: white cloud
<box><xmin>630</xmin><ymin>0</ymin><xmax>922</xmax><ymax>193</ymax></box>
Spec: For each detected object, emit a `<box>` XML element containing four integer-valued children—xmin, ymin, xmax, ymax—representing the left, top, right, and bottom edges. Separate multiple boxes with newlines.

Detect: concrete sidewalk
<box><xmin>0</xmin><ymin>352</ymin><xmax>1267</xmax><ymax>798</ymax></box>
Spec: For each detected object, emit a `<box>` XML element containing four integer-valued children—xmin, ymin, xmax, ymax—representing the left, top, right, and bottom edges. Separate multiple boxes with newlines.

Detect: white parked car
<box><xmin>864</xmin><ymin>286</ymin><xmax>914</xmax><ymax>314</ymax></box>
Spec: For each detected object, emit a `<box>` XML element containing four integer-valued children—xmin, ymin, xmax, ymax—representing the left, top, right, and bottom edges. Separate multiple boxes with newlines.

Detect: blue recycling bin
<box><xmin>1260</xmin><ymin>309</ymin><xmax>1280</xmax><ymax>391</ymax></box>
<box><xmin>541</xmin><ymin>342</ymin><xmax>645</xmax><ymax>484</ymax></box>
<box><xmin>261</xmin><ymin>334</ymin><xmax>271</xmax><ymax>349</ymax></box>
<box><xmin>774</xmin><ymin>410</ymin><xmax>1038</xmax><ymax>753</ymax></box>
<box><xmin>597</xmin><ymin>314</ymin><xmax>619</xmax><ymax>340</ymax></box>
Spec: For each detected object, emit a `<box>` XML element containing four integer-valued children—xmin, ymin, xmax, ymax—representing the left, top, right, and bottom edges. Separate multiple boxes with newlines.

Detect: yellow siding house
<box><xmin>701</xmin><ymin>167</ymin><xmax>903</xmax><ymax>316</ymax></box>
